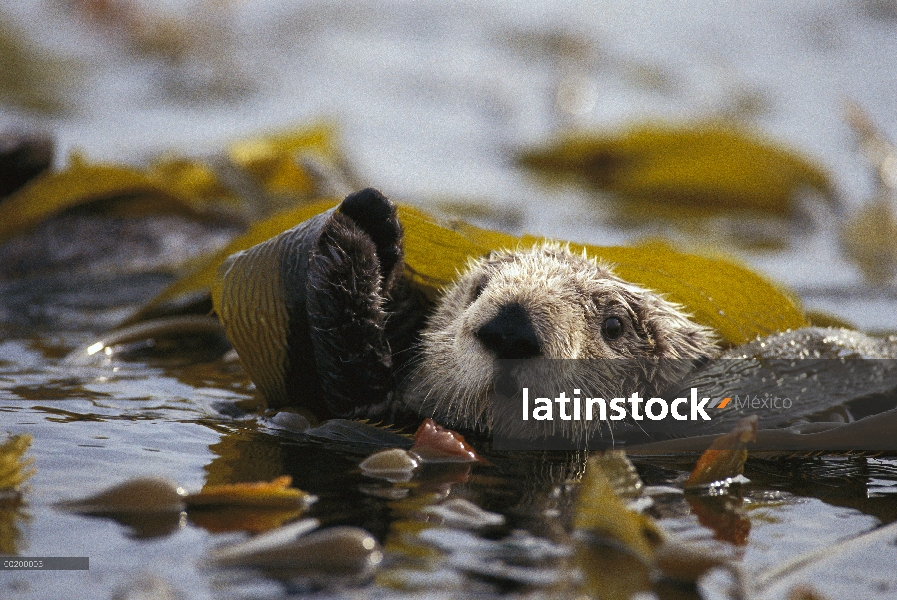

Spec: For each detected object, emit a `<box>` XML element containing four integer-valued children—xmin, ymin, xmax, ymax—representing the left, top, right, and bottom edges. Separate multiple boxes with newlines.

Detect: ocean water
<box><xmin>1</xmin><ymin>1</ymin><xmax>897</xmax><ymax>598</ymax></box>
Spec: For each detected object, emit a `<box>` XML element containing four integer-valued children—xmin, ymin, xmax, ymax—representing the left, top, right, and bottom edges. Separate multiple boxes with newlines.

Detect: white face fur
<box><xmin>404</xmin><ymin>244</ymin><xmax>717</xmax><ymax>434</ymax></box>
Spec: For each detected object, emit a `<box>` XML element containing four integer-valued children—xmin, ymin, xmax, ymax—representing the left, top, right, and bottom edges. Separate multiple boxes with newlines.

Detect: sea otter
<box><xmin>404</xmin><ymin>243</ymin><xmax>717</xmax><ymax>437</ymax></box>
<box><xmin>214</xmin><ymin>188</ymin><xmax>720</xmax><ymax>438</ymax></box>
<box><xmin>63</xmin><ymin>188</ymin><xmax>897</xmax><ymax>450</ymax></box>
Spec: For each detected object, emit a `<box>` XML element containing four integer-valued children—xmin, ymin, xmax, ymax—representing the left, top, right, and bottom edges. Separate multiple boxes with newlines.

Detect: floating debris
<box><xmin>186</xmin><ymin>476</ymin><xmax>315</xmax><ymax>509</ymax></box>
<box><xmin>574</xmin><ymin>455</ymin><xmax>741</xmax><ymax>596</ymax></box>
<box><xmin>56</xmin><ymin>477</ymin><xmax>187</xmax><ymax>514</ymax></box>
<box><xmin>410</xmin><ymin>419</ymin><xmax>486</xmax><ymax>464</ymax></box>
<box><xmin>588</xmin><ymin>450</ymin><xmax>644</xmax><ymax>503</ymax></box>
<box><xmin>54</xmin><ymin>477</ymin><xmax>188</xmax><ymax>538</ymax></box>
<box><xmin>420</xmin><ymin>498</ymin><xmax>505</xmax><ymax>529</ymax></box>
<box><xmin>184</xmin><ymin>477</ymin><xmax>315</xmax><ymax>534</ymax></box>
<box><xmin>266</xmin><ymin>410</ymin><xmax>311</xmax><ymax>433</ymax></box>
<box><xmin>519</xmin><ymin>122</ymin><xmax>834</xmax><ymax>217</ymax></box>
<box><xmin>685</xmin><ymin>416</ymin><xmax>758</xmax><ymax>489</ymax></box>
<box><xmin>210</xmin><ymin>522</ymin><xmax>383</xmax><ymax>582</ymax></box>
<box><xmin>573</xmin><ymin>455</ymin><xmax>664</xmax><ymax>564</ymax></box>
<box><xmin>0</xmin><ymin>434</ymin><xmax>35</xmax><ymax>494</ymax></box>
<box><xmin>359</xmin><ymin>448</ymin><xmax>420</xmax><ymax>482</ymax></box>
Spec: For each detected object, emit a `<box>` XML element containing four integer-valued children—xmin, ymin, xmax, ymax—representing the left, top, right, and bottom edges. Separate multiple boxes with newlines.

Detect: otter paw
<box><xmin>305</xmin><ymin>189</ymin><xmax>404</xmax><ymax>419</ymax></box>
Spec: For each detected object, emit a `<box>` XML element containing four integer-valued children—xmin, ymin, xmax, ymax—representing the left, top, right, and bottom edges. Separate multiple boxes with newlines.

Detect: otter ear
<box><xmin>638</xmin><ymin>294</ymin><xmax>718</xmax><ymax>361</ymax></box>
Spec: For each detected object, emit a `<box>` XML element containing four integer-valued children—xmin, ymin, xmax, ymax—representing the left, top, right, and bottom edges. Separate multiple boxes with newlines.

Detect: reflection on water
<box><xmin>0</xmin><ymin>247</ymin><xmax>895</xmax><ymax>596</ymax></box>
<box><xmin>2</xmin><ymin>327</ymin><xmax>896</xmax><ymax>598</ymax></box>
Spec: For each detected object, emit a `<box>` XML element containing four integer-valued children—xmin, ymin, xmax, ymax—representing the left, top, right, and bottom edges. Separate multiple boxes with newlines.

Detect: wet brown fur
<box><xmin>402</xmin><ymin>243</ymin><xmax>717</xmax><ymax>436</ymax></box>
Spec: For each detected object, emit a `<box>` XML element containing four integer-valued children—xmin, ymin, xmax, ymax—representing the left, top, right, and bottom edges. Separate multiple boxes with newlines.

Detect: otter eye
<box><xmin>602</xmin><ymin>316</ymin><xmax>624</xmax><ymax>340</ymax></box>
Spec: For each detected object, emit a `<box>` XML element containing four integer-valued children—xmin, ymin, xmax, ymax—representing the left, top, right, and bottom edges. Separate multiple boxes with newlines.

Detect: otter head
<box><xmin>407</xmin><ymin>244</ymin><xmax>717</xmax><ymax>434</ymax></box>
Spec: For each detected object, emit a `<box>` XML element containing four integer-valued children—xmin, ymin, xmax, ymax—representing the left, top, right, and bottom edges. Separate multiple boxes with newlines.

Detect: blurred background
<box><xmin>3</xmin><ymin>0</ymin><xmax>897</xmax><ymax>330</ymax></box>
<box><xmin>3</xmin><ymin>6</ymin><xmax>897</xmax><ymax>598</ymax></box>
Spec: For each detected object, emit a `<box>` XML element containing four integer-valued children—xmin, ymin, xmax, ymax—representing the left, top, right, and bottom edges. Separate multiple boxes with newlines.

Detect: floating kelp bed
<box><xmin>2</xmin><ymin>124</ymin><xmax>897</xmax><ymax>600</ymax></box>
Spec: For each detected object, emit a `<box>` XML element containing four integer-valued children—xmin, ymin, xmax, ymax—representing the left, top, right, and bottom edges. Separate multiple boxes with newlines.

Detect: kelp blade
<box><xmin>0</xmin><ymin>150</ymin><xmax>257</xmax><ymax>264</ymax></box>
<box><xmin>519</xmin><ymin>122</ymin><xmax>834</xmax><ymax>216</ymax></box>
<box><xmin>227</xmin><ymin>122</ymin><xmax>344</xmax><ymax>198</ymax></box>
<box><xmin>126</xmin><ymin>199</ymin><xmax>340</xmax><ymax>324</ymax></box>
<box><xmin>127</xmin><ymin>200</ymin><xmax>806</xmax><ymax>346</ymax></box>
<box><xmin>0</xmin><ymin>122</ymin><xmax>347</xmax><ymax>250</ymax></box>
<box><xmin>397</xmin><ymin>207</ymin><xmax>807</xmax><ymax>344</ymax></box>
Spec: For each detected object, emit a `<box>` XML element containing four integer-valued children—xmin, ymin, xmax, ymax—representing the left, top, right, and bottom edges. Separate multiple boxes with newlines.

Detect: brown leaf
<box><xmin>187</xmin><ymin>475</ymin><xmax>314</xmax><ymax>509</ymax></box>
<box><xmin>410</xmin><ymin>419</ymin><xmax>487</xmax><ymax>464</ymax></box>
<box><xmin>685</xmin><ymin>415</ymin><xmax>758</xmax><ymax>488</ymax></box>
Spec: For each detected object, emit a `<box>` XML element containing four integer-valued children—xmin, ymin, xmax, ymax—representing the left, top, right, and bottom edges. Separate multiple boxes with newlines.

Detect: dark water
<box><xmin>2</xmin><ymin>319</ymin><xmax>897</xmax><ymax>599</ymax></box>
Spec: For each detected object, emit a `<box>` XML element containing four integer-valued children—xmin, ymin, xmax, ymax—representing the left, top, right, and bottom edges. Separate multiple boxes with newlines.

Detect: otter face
<box><xmin>406</xmin><ymin>244</ymin><xmax>717</xmax><ymax>433</ymax></box>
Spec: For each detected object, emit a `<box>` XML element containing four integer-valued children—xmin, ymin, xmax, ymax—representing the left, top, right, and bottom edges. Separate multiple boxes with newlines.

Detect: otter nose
<box><xmin>475</xmin><ymin>303</ymin><xmax>541</xmax><ymax>359</ymax></box>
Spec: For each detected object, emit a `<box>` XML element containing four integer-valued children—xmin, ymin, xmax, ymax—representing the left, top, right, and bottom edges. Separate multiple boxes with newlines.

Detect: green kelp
<box><xmin>0</xmin><ymin>124</ymin><xmax>356</xmax><ymax>331</ymax></box>
<box><xmin>0</xmin><ymin>434</ymin><xmax>34</xmax><ymax>555</ymax></box>
<box><xmin>186</xmin><ymin>476</ymin><xmax>316</xmax><ymax>534</ymax></box>
<box><xmin>226</xmin><ymin>123</ymin><xmax>352</xmax><ymax>202</ymax></box>
<box><xmin>519</xmin><ymin>121</ymin><xmax>835</xmax><ymax>219</ymax></box>
<box><xmin>0</xmin><ymin>19</ymin><xmax>72</xmax><ymax>114</ymax></box>
<box><xmin>841</xmin><ymin>102</ymin><xmax>897</xmax><ymax>285</ymax></box>
<box><xmin>573</xmin><ymin>453</ymin><xmax>737</xmax><ymax>596</ymax></box>
<box><xmin>573</xmin><ymin>453</ymin><xmax>664</xmax><ymax>564</ymax></box>
<box><xmin>0</xmin><ymin>153</ymin><xmax>227</xmax><ymax>246</ymax></box>
<box><xmin>0</xmin><ymin>123</ymin><xmax>348</xmax><ymax>247</ymax></box>
<box><xmin>0</xmin><ymin>434</ymin><xmax>35</xmax><ymax>493</ymax></box>
<box><xmin>132</xmin><ymin>198</ymin><xmax>807</xmax><ymax>346</ymax></box>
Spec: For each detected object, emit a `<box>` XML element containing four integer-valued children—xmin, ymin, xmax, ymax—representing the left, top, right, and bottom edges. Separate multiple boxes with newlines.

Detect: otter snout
<box><xmin>474</xmin><ymin>302</ymin><xmax>542</xmax><ymax>359</ymax></box>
